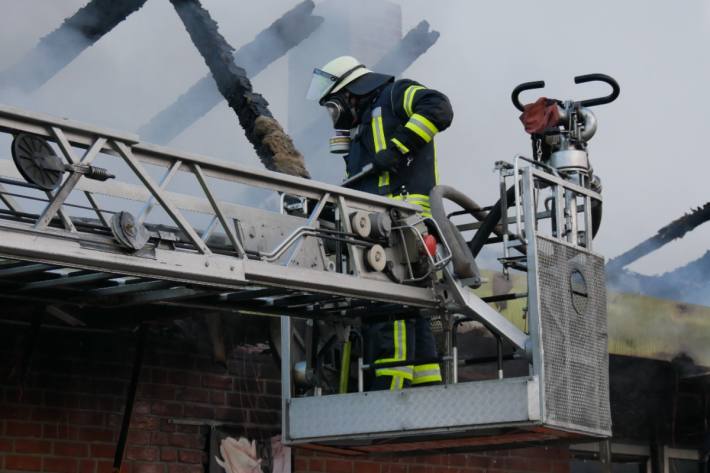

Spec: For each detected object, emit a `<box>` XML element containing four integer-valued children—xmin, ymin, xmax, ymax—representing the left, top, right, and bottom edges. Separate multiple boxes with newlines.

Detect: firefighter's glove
<box><xmin>373</xmin><ymin>146</ymin><xmax>401</xmax><ymax>172</ymax></box>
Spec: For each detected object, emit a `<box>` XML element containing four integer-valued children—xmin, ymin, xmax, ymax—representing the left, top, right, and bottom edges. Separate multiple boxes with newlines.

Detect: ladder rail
<box><xmin>0</xmin><ymin>104</ymin><xmax>420</xmax><ymax>214</ymax></box>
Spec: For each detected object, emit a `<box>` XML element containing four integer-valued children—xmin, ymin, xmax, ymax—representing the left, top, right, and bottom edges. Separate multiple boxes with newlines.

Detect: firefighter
<box><xmin>306</xmin><ymin>55</ymin><xmax>453</xmax><ymax>390</ymax></box>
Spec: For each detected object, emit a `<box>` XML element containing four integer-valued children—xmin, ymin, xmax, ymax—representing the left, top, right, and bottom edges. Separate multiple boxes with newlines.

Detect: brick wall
<box><xmin>0</xmin><ymin>321</ymin><xmax>571</xmax><ymax>473</ymax></box>
<box><xmin>0</xmin><ymin>322</ymin><xmax>280</xmax><ymax>473</ymax></box>
<box><xmin>294</xmin><ymin>446</ymin><xmax>571</xmax><ymax>473</ymax></box>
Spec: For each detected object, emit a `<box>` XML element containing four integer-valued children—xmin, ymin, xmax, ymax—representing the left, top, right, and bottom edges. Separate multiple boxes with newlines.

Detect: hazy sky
<box><xmin>0</xmin><ymin>0</ymin><xmax>708</xmax><ymax>276</ymax></box>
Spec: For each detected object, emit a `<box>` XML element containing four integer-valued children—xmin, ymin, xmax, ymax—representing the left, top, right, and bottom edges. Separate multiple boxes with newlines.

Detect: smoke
<box><xmin>374</xmin><ymin>20</ymin><xmax>439</xmax><ymax>77</ymax></box>
<box><xmin>0</xmin><ymin>0</ymin><xmax>322</xmax><ymax>225</ymax></box>
<box><xmin>287</xmin><ymin>1</ymin><xmax>444</xmax><ymax>183</ymax></box>
<box><xmin>167</xmin><ymin>0</ymin><xmax>309</xmax><ymax>177</ymax></box>
<box><xmin>607</xmin><ymin>203</ymin><xmax>710</xmax><ymax>273</ymax></box>
<box><xmin>606</xmin><ymin>202</ymin><xmax>710</xmax><ymax>308</ymax></box>
<box><xmin>2</xmin><ymin>0</ymin><xmax>708</xmax><ymax>282</ymax></box>
<box><xmin>138</xmin><ymin>0</ymin><xmax>322</xmax><ymax>145</ymax></box>
<box><xmin>0</xmin><ymin>0</ymin><xmax>148</xmax><ymax>93</ymax></box>
<box><xmin>608</xmin><ymin>251</ymin><xmax>710</xmax><ymax>307</ymax></box>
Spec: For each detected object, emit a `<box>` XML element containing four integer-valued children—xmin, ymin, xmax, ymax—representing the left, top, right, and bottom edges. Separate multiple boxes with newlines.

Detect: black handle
<box><xmin>574</xmin><ymin>73</ymin><xmax>620</xmax><ymax>107</ymax></box>
<box><xmin>511</xmin><ymin>80</ymin><xmax>545</xmax><ymax>111</ymax></box>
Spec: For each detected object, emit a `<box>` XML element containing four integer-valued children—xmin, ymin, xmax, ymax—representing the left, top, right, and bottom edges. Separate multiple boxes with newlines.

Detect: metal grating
<box><xmin>288</xmin><ymin>376</ymin><xmax>537</xmax><ymax>440</ymax></box>
<box><xmin>536</xmin><ymin>236</ymin><xmax>611</xmax><ymax>434</ymax></box>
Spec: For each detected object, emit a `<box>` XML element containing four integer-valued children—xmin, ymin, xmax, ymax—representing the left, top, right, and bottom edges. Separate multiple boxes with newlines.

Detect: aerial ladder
<box><xmin>0</xmin><ymin>74</ymin><xmax>618</xmax><ymax>455</ymax></box>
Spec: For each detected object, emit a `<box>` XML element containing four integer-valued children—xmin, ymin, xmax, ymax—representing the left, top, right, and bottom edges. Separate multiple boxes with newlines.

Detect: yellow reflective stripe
<box><xmin>391</xmin><ymin>375</ymin><xmax>404</xmax><ymax>390</ymax></box>
<box><xmin>371</xmin><ymin>119</ymin><xmax>378</xmax><ymax>150</ymax></box>
<box><xmin>389</xmin><ymin>194</ymin><xmax>431</xmax><ymax>217</ymax></box>
<box><xmin>403</xmin><ymin>85</ymin><xmax>425</xmax><ymax>117</ymax></box>
<box><xmin>392</xmin><ymin>194</ymin><xmax>430</xmax><ymax>205</ymax></box>
<box><xmin>405</xmin><ymin>122</ymin><xmax>433</xmax><ymax>143</ymax></box>
<box><xmin>412</xmin><ymin>363</ymin><xmax>442</xmax><ymax>385</ymax></box>
<box><xmin>400</xmin><ymin>319</ymin><xmax>407</xmax><ymax>361</ymax></box>
<box><xmin>376</xmin><ymin>367</ymin><xmax>413</xmax><ymax>379</ymax></box>
<box><xmin>414</xmin><ymin>363</ymin><xmax>441</xmax><ymax>373</ymax></box>
<box><xmin>378</xmin><ymin>171</ymin><xmax>390</xmax><ymax>188</ymax></box>
<box><xmin>389</xmin><ymin>194</ymin><xmax>431</xmax><ymax>210</ymax></box>
<box><xmin>434</xmin><ymin>142</ymin><xmax>440</xmax><ymax>185</ymax></box>
<box><xmin>371</xmin><ymin>107</ymin><xmax>386</xmax><ymax>152</ymax></box>
<box><xmin>412</xmin><ymin>374</ymin><xmax>442</xmax><ymax>385</ymax></box>
<box><xmin>369</xmin><ymin>106</ymin><xmax>390</xmax><ymax>191</ymax></box>
<box><xmin>405</xmin><ymin>119</ymin><xmax>434</xmax><ymax>143</ymax></box>
<box><xmin>376</xmin><ymin>117</ymin><xmax>386</xmax><ymax>151</ymax></box>
<box><xmin>410</xmin><ymin>113</ymin><xmax>439</xmax><ymax>135</ymax></box>
<box><xmin>401</xmin><ymin>193</ymin><xmax>429</xmax><ymax>201</ymax></box>
<box><xmin>390</xmin><ymin>138</ymin><xmax>410</xmax><ymax>154</ymax></box>
<box><xmin>375</xmin><ymin>320</ymin><xmax>405</xmax><ymax>364</ymax></box>
<box><xmin>371</xmin><ymin>117</ymin><xmax>386</xmax><ymax>152</ymax></box>
<box><xmin>375</xmin><ymin>320</ymin><xmax>413</xmax><ymax>381</ymax></box>
<box><xmin>406</xmin><ymin>197</ymin><xmax>430</xmax><ymax>206</ymax></box>
<box><xmin>408</xmin><ymin>203</ymin><xmax>431</xmax><ymax>211</ymax></box>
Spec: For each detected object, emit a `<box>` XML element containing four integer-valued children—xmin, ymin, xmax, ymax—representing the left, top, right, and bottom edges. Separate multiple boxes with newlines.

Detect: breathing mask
<box><xmin>323</xmin><ymin>93</ymin><xmax>357</xmax><ymax>154</ymax></box>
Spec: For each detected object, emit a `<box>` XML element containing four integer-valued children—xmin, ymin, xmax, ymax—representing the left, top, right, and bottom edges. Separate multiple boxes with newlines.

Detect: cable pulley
<box><xmin>11</xmin><ymin>133</ymin><xmax>115</xmax><ymax>191</ymax></box>
<box><xmin>110</xmin><ymin>211</ymin><xmax>149</xmax><ymax>251</ymax></box>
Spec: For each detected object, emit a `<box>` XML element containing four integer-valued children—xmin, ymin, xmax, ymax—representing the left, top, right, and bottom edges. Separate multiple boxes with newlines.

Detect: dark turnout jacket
<box><xmin>345</xmin><ymin>79</ymin><xmax>453</xmax><ymax>215</ymax></box>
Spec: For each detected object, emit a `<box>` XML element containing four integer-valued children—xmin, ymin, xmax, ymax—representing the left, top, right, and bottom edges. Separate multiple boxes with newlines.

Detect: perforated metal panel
<box><xmin>288</xmin><ymin>376</ymin><xmax>539</xmax><ymax>441</ymax></box>
<box><xmin>536</xmin><ymin>236</ymin><xmax>611</xmax><ymax>435</ymax></box>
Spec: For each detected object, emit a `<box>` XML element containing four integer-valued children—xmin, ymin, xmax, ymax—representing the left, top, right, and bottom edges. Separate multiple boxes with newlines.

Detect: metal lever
<box><xmin>341</xmin><ymin>163</ymin><xmax>374</xmax><ymax>188</ymax></box>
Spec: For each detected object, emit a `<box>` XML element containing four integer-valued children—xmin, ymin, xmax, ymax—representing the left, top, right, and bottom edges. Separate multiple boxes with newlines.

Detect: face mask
<box><xmin>324</xmin><ymin>93</ymin><xmax>357</xmax><ymax>154</ymax></box>
<box><xmin>323</xmin><ymin>94</ymin><xmax>357</xmax><ymax>130</ymax></box>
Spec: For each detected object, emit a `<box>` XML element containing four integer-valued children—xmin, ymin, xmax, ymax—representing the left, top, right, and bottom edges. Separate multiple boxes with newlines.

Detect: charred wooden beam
<box><xmin>168</xmin><ymin>0</ymin><xmax>309</xmax><ymax>178</ymax></box>
<box><xmin>607</xmin><ymin>202</ymin><xmax>710</xmax><ymax>272</ymax></box>
<box><xmin>372</xmin><ymin>20</ymin><xmax>439</xmax><ymax>77</ymax></box>
<box><xmin>0</xmin><ymin>0</ymin><xmax>148</xmax><ymax>93</ymax></box>
<box><xmin>113</xmin><ymin>324</ymin><xmax>147</xmax><ymax>473</ymax></box>
<box><xmin>139</xmin><ymin>0</ymin><xmax>322</xmax><ymax>145</ymax></box>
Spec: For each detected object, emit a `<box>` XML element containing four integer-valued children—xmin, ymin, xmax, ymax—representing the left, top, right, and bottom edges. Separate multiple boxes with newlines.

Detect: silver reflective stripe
<box><xmin>376</xmin><ymin>366</ymin><xmax>413</xmax><ymax>376</ymax></box>
<box><xmin>408</xmin><ymin>115</ymin><xmax>436</xmax><ymax>140</ymax></box>
<box><xmin>371</xmin><ymin>107</ymin><xmax>386</xmax><ymax>152</ymax></box>
<box><xmin>413</xmin><ymin>368</ymin><xmax>440</xmax><ymax>379</ymax></box>
<box><xmin>395</xmin><ymin>319</ymin><xmax>404</xmax><ymax>360</ymax></box>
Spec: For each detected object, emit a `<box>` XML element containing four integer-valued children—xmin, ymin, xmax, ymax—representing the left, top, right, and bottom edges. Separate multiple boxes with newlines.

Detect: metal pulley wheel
<box><xmin>350</xmin><ymin>211</ymin><xmax>371</xmax><ymax>238</ymax></box>
<box><xmin>366</xmin><ymin>244</ymin><xmax>387</xmax><ymax>272</ymax></box>
<box><xmin>111</xmin><ymin>211</ymin><xmax>149</xmax><ymax>251</ymax></box>
<box><xmin>11</xmin><ymin>133</ymin><xmax>64</xmax><ymax>190</ymax></box>
<box><xmin>369</xmin><ymin>212</ymin><xmax>392</xmax><ymax>239</ymax></box>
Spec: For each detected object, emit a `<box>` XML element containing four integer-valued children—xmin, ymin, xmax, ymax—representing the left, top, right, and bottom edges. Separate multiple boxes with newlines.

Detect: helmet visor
<box><xmin>306</xmin><ymin>68</ymin><xmax>339</xmax><ymax>102</ymax></box>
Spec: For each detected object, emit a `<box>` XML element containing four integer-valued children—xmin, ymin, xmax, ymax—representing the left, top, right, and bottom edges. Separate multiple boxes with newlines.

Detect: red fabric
<box><xmin>519</xmin><ymin>97</ymin><xmax>560</xmax><ymax>134</ymax></box>
<box><xmin>423</xmin><ymin>234</ymin><xmax>437</xmax><ymax>256</ymax></box>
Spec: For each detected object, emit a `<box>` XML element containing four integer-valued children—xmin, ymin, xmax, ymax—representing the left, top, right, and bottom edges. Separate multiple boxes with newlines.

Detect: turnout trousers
<box><xmin>365</xmin><ymin>314</ymin><xmax>443</xmax><ymax>390</ymax></box>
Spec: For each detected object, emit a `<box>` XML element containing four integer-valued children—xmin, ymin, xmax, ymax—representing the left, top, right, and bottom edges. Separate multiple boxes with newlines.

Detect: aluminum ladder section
<box><xmin>0</xmin><ymin>104</ymin><xmax>438</xmax><ymax>318</ymax></box>
<box><xmin>0</xmin><ymin>105</ymin><xmax>610</xmax><ymax>453</ymax></box>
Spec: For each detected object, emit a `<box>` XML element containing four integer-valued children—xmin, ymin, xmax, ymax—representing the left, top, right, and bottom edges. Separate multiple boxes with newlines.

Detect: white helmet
<box><xmin>306</xmin><ymin>56</ymin><xmax>392</xmax><ymax>104</ymax></box>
